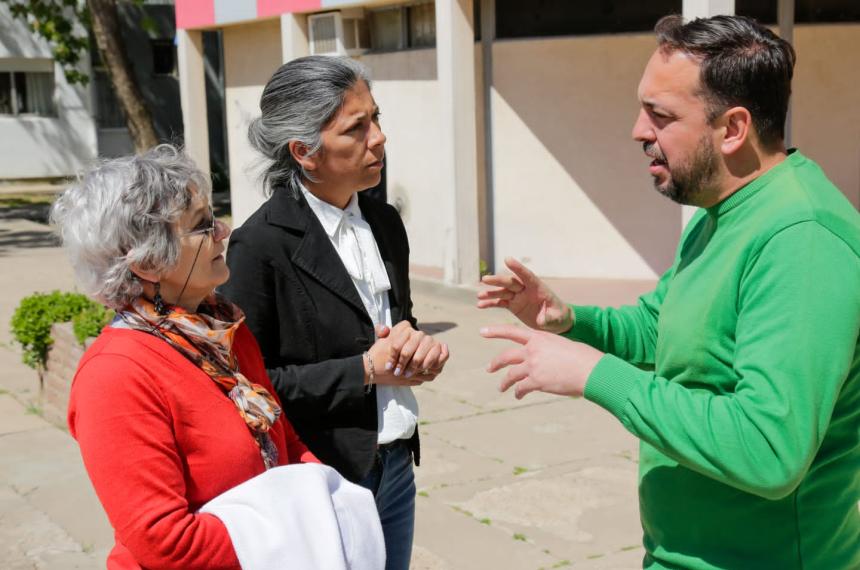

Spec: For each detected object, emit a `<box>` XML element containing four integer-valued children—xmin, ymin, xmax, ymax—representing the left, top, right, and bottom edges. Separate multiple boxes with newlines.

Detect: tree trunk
<box><xmin>87</xmin><ymin>0</ymin><xmax>159</xmax><ymax>152</ymax></box>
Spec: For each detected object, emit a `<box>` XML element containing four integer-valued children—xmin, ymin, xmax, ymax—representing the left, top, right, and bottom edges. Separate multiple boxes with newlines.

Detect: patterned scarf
<box><xmin>118</xmin><ymin>294</ymin><xmax>281</xmax><ymax>469</ymax></box>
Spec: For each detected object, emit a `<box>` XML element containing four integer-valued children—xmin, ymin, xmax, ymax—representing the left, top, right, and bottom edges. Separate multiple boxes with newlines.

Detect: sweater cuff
<box><xmin>561</xmin><ymin>305</ymin><xmax>602</xmax><ymax>345</ymax></box>
<box><xmin>583</xmin><ymin>354</ymin><xmax>642</xmax><ymax>420</ymax></box>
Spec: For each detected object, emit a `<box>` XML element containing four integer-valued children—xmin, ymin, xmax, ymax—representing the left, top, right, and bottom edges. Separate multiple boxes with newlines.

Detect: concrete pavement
<box><xmin>0</xmin><ymin>209</ymin><xmax>648</xmax><ymax>569</ymax></box>
<box><xmin>0</xmin><ymin>217</ymin><xmax>112</xmax><ymax>569</ymax></box>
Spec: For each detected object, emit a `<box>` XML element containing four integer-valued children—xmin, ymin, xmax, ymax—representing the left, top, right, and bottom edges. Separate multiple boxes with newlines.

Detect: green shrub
<box><xmin>10</xmin><ymin>291</ymin><xmax>110</xmax><ymax>369</ymax></box>
<box><xmin>72</xmin><ymin>304</ymin><xmax>114</xmax><ymax>345</ymax></box>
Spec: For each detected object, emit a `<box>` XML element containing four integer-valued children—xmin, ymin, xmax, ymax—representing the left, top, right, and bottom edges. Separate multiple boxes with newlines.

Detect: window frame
<box><xmin>0</xmin><ymin>69</ymin><xmax>57</xmax><ymax>118</ymax></box>
<box><xmin>368</xmin><ymin>1</ymin><xmax>436</xmax><ymax>53</ymax></box>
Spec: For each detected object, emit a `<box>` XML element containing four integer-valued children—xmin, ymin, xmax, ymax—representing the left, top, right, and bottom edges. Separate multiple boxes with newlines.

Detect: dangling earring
<box><xmin>154</xmin><ymin>282</ymin><xmax>168</xmax><ymax>315</ymax></box>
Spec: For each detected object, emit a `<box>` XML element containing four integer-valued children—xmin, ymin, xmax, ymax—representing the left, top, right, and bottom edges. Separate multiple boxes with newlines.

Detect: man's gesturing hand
<box><xmin>477</xmin><ymin>257</ymin><xmax>573</xmax><ymax>334</ymax></box>
<box><xmin>481</xmin><ymin>324</ymin><xmax>604</xmax><ymax>400</ymax></box>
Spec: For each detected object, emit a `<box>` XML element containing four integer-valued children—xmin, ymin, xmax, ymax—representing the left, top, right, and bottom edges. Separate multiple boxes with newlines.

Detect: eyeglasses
<box><xmin>181</xmin><ymin>206</ymin><xmax>217</xmax><ymax>238</ymax></box>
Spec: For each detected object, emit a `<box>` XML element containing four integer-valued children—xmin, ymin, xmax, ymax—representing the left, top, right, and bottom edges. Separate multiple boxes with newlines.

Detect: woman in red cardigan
<box><xmin>51</xmin><ymin>145</ymin><xmax>318</xmax><ymax>569</ymax></box>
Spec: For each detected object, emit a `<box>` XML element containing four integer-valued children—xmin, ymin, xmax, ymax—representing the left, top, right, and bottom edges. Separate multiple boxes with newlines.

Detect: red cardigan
<box><xmin>68</xmin><ymin>324</ymin><xmax>318</xmax><ymax>569</ymax></box>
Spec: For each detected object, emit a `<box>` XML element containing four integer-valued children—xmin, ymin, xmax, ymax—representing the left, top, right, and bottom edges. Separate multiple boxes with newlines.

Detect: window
<box><xmin>311</xmin><ymin>14</ymin><xmax>339</xmax><ymax>54</ymax></box>
<box><xmin>495</xmin><ymin>0</ymin><xmax>681</xmax><ymax>39</ymax></box>
<box><xmin>0</xmin><ymin>70</ymin><xmax>56</xmax><ymax>116</ymax></box>
<box><xmin>736</xmin><ymin>0</ymin><xmax>860</xmax><ymax>23</ymax></box>
<box><xmin>343</xmin><ymin>15</ymin><xmax>371</xmax><ymax>52</ymax></box>
<box><xmin>408</xmin><ymin>2</ymin><xmax>436</xmax><ymax>48</ymax></box>
<box><xmin>0</xmin><ymin>73</ymin><xmax>11</xmax><ymax>115</ymax></box>
<box><xmin>93</xmin><ymin>70</ymin><xmax>126</xmax><ymax>129</ymax></box>
<box><xmin>797</xmin><ymin>0</ymin><xmax>860</xmax><ymax>22</ymax></box>
<box><xmin>369</xmin><ymin>1</ymin><xmax>436</xmax><ymax>52</ymax></box>
<box><xmin>151</xmin><ymin>39</ymin><xmax>176</xmax><ymax>75</ymax></box>
<box><xmin>370</xmin><ymin>7</ymin><xmax>405</xmax><ymax>51</ymax></box>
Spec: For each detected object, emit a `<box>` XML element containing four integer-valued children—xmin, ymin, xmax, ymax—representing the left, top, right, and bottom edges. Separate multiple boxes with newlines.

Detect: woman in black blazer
<box><xmin>220</xmin><ymin>56</ymin><xmax>449</xmax><ymax>570</ymax></box>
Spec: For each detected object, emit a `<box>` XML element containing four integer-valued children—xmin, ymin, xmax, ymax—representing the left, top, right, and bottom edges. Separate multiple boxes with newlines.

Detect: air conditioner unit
<box><xmin>309</xmin><ymin>10</ymin><xmax>369</xmax><ymax>57</ymax></box>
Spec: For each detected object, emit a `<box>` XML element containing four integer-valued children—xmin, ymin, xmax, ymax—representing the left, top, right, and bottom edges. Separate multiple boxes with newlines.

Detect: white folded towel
<box><xmin>200</xmin><ymin>463</ymin><xmax>385</xmax><ymax>570</ymax></box>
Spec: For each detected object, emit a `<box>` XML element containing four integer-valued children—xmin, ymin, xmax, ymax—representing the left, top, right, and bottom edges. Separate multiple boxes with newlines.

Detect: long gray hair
<box><xmin>50</xmin><ymin>145</ymin><xmax>210</xmax><ymax>309</ymax></box>
<box><xmin>248</xmin><ymin>55</ymin><xmax>371</xmax><ymax>197</ymax></box>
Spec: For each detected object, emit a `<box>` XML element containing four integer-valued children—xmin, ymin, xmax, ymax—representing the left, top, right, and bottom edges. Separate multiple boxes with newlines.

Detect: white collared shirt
<box><xmin>301</xmin><ymin>185</ymin><xmax>418</xmax><ymax>444</ymax></box>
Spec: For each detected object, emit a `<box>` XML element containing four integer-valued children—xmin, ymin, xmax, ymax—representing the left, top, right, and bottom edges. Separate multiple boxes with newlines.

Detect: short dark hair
<box><xmin>655</xmin><ymin>14</ymin><xmax>796</xmax><ymax>148</ymax></box>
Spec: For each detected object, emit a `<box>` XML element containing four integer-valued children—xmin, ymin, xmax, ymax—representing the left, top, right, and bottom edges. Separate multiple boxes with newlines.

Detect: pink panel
<box><xmin>175</xmin><ymin>0</ymin><xmax>216</xmax><ymax>30</ymax></box>
<box><xmin>257</xmin><ymin>0</ymin><xmax>322</xmax><ymax>19</ymax></box>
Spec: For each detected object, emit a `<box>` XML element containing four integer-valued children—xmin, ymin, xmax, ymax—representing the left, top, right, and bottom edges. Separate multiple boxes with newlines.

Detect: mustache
<box><xmin>643</xmin><ymin>142</ymin><xmax>667</xmax><ymax>162</ymax></box>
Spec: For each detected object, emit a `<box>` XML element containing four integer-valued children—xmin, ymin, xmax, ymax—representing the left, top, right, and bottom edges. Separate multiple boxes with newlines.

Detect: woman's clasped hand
<box><xmin>367</xmin><ymin>322</ymin><xmax>450</xmax><ymax>386</ymax></box>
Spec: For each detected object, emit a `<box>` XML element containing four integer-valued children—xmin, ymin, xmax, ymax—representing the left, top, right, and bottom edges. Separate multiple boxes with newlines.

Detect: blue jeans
<box><xmin>358</xmin><ymin>440</ymin><xmax>416</xmax><ymax>570</ymax></box>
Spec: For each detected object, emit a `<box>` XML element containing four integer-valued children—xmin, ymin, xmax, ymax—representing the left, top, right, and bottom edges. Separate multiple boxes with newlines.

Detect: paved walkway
<box><xmin>0</xmin><ymin>210</ymin><xmax>650</xmax><ymax>569</ymax></box>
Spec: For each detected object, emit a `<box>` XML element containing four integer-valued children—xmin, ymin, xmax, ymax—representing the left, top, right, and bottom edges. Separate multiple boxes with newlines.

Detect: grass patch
<box><xmin>552</xmin><ymin>562</ymin><xmax>571</xmax><ymax>568</ymax></box>
<box><xmin>0</xmin><ymin>194</ymin><xmax>56</xmax><ymax>208</ymax></box>
<box><xmin>513</xmin><ymin>466</ymin><xmax>529</xmax><ymax>476</ymax></box>
<box><xmin>450</xmin><ymin>505</ymin><xmax>473</xmax><ymax>517</ymax></box>
<box><xmin>25</xmin><ymin>403</ymin><xmax>42</xmax><ymax>416</ymax></box>
<box><xmin>620</xmin><ymin>544</ymin><xmax>641</xmax><ymax>551</ymax></box>
<box><xmin>417</xmin><ymin>491</ymin><xmax>429</xmax><ymax>498</ymax></box>
<box><xmin>513</xmin><ymin>532</ymin><xmax>527</xmax><ymax>542</ymax></box>
<box><xmin>586</xmin><ymin>553</ymin><xmax>605</xmax><ymax>559</ymax></box>
<box><xmin>479</xmin><ymin>517</ymin><xmax>491</xmax><ymax>525</ymax></box>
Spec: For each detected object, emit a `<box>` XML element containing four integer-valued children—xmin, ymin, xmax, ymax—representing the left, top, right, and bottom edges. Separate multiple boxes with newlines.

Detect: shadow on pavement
<box><xmin>0</xmin><ymin>227</ymin><xmax>59</xmax><ymax>255</ymax></box>
<box><xmin>419</xmin><ymin>321</ymin><xmax>458</xmax><ymax>334</ymax></box>
<box><xmin>0</xmin><ymin>203</ymin><xmax>51</xmax><ymax>224</ymax></box>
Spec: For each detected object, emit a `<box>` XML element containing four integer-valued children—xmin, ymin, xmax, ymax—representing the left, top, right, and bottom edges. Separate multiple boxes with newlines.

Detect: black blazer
<box><xmin>220</xmin><ymin>188</ymin><xmax>419</xmax><ymax>482</ymax></box>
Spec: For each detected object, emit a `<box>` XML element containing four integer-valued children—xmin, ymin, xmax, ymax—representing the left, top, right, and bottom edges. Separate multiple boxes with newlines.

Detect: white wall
<box><xmin>486</xmin><ymin>26</ymin><xmax>860</xmax><ymax>280</ymax></box>
<box><xmin>223</xmin><ymin>19</ymin><xmax>283</xmax><ymax>227</ymax></box>
<box><xmin>491</xmin><ymin>34</ymin><xmax>681</xmax><ymax>280</ymax></box>
<box><xmin>792</xmin><ymin>24</ymin><xmax>860</xmax><ymax>209</ymax></box>
<box><xmin>358</xmin><ymin>48</ymin><xmax>449</xmax><ymax>277</ymax></box>
<box><xmin>219</xmin><ymin>19</ymin><xmax>860</xmax><ymax>281</ymax></box>
<box><xmin>317</xmin><ymin>34</ymin><xmax>681</xmax><ymax>281</ymax></box>
<box><xmin>0</xmin><ymin>5</ymin><xmax>97</xmax><ymax>179</ymax></box>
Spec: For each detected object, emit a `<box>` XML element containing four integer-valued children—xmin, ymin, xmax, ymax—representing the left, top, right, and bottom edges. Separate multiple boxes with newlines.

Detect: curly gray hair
<box><xmin>50</xmin><ymin>145</ymin><xmax>211</xmax><ymax>309</ymax></box>
<box><xmin>248</xmin><ymin>55</ymin><xmax>371</xmax><ymax>197</ymax></box>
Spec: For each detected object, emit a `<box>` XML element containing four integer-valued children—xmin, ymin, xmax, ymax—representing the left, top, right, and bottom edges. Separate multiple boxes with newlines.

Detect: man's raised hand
<box><xmin>477</xmin><ymin>257</ymin><xmax>573</xmax><ymax>334</ymax></box>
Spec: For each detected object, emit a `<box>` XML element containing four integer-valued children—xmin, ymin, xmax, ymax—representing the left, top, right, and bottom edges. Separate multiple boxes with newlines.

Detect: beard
<box><xmin>645</xmin><ymin>135</ymin><xmax>719</xmax><ymax>206</ymax></box>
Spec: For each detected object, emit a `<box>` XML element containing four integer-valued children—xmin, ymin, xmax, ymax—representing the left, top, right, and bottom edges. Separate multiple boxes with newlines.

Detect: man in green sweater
<box><xmin>478</xmin><ymin>14</ymin><xmax>860</xmax><ymax>570</ymax></box>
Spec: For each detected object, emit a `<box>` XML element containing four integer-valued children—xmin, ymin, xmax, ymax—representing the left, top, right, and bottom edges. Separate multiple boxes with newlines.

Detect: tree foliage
<box><xmin>1</xmin><ymin>0</ymin><xmax>91</xmax><ymax>85</ymax></box>
<box><xmin>2</xmin><ymin>0</ymin><xmax>160</xmax><ymax>151</ymax></box>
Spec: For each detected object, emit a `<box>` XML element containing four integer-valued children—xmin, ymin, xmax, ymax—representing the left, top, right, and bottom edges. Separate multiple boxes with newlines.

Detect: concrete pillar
<box><xmin>177</xmin><ymin>29</ymin><xmax>210</xmax><ymax>174</ymax></box>
<box><xmin>281</xmin><ymin>12</ymin><xmax>310</xmax><ymax>63</ymax></box>
<box><xmin>479</xmin><ymin>0</ymin><xmax>496</xmax><ymax>275</ymax></box>
<box><xmin>435</xmin><ymin>0</ymin><xmax>480</xmax><ymax>285</ymax></box>
<box><xmin>683</xmin><ymin>0</ymin><xmax>734</xmax><ymax>19</ymax></box>
<box><xmin>681</xmin><ymin>0</ymin><xmax>735</xmax><ymax>226</ymax></box>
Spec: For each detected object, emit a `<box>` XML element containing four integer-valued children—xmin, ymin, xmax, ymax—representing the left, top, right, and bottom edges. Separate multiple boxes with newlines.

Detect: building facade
<box><xmin>174</xmin><ymin>0</ymin><xmax>860</xmax><ymax>284</ymax></box>
<box><xmin>0</xmin><ymin>1</ymin><xmax>228</xmax><ymax>183</ymax></box>
<box><xmin>0</xmin><ymin>3</ymin><xmax>98</xmax><ymax>180</ymax></box>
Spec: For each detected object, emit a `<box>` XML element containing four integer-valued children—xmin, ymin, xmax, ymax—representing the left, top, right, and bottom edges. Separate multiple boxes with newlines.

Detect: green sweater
<box><xmin>567</xmin><ymin>151</ymin><xmax>860</xmax><ymax>569</ymax></box>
